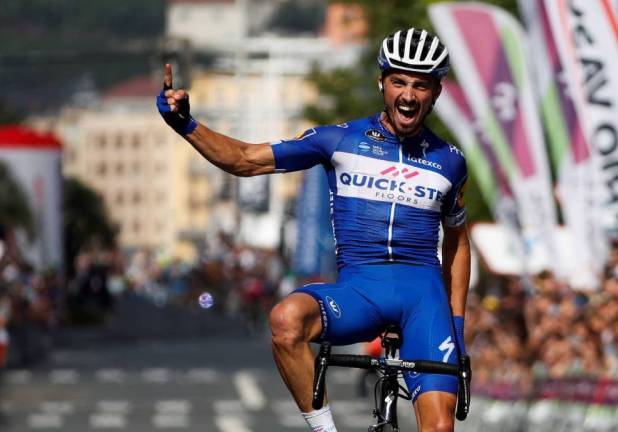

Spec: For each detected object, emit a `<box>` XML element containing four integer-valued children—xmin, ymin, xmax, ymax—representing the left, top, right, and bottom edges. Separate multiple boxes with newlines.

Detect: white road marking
<box><xmin>232</xmin><ymin>371</ymin><xmax>266</xmax><ymax>410</ymax></box>
<box><xmin>41</xmin><ymin>401</ymin><xmax>75</xmax><ymax>415</ymax></box>
<box><xmin>97</xmin><ymin>400</ymin><xmax>132</xmax><ymax>414</ymax></box>
<box><xmin>273</xmin><ymin>400</ymin><xmax>305</xmax><ymax>427</ymax></box>
<box><xmin>28</xmin><ymin>413</ymin><xmax>63</xmax><ymax>428</ymax></box>
<box><xmin>186</xmin><ymin>368</ymin><xmax>221</xmax><ymax>383</ymax></box>
<box><xmin>215</xmin><ymin>417</ymin><xmax>253</xmax><ymax>432</ymax></box>
<box><xmin>89</xmin><ymin>413</ymin><xmax>127</xmax><ymax>428</ymax></box>
<box><xmin>153</xmin><ymin>413</ymin><xmax>191</xmax><ymax>428</ymax></box>
<box><xmin>95</xmin><ymin>368</ymin><xmax>126</xmax><ymax>383</ymax></box>
<box><xmin>50</xmin><ymin>369</ymin><xmax>79</xmax><ymax>384</ymax></box>
<box><xmin>155</xmin><ymin>400</ymin><xmax>192</xmax><ymax>414</ymax></box>
<box><xmin>141</xmin><ymin>368</ymin><xmax>172</xmax><ymax>383</ymax></box>
<box><xmin>5</xmin><ymin>369</ymin><xmax>32</xmax><ymax>384</ymax></box>
<box><xmin>213</xmin><ymin>400</ymin><xmax>245</xmax><ymax>413</ymax></box>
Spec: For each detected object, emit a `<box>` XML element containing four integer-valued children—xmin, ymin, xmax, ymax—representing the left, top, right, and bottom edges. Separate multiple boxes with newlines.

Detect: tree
<box><xmin>63</xmin><ymin>177</ymin><xmax>117</xmax><ymax>276</ymax></box>
<box><xmin>0</xmin><ymin>160</ymin><xmax>34</xmax><ymax>238</ymax></box>
<box><xmin>304</xmin><ymin>0</ymin><xmax>518</xmax><ymax>221</ymax></box>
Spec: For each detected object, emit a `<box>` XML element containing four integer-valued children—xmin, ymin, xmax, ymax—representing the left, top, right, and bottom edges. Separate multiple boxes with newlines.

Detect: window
<box><xmin>97</xmin><ymin>162</ymin><xmax>107</xmax><ymax>176</ymax></box>
<box><xmin>132</xmin><ymin>134</ymin><xmax>141</xmax><ymax>150</ymax></box>
<box><xmin>115</xmin><ymin>191</ymin><xmax>125</xmax><ymax>206</ymax></box>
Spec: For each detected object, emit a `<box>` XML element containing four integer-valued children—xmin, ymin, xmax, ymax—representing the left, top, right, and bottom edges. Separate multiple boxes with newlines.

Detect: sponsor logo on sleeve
<box><xmin>294</xmin><ymin>128</ymin><xmax>317</xmax><ymax>140</ymax></box>
<box><xmin>365</xmin><ymin>129</ymin><xmax>387</xmax><ymax>142</ymax></box>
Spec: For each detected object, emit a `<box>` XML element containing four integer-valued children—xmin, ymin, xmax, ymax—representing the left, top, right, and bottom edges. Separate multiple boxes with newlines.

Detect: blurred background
<box><xmin>1</xmin><ymin>0</ymin><xmax>617</xmax><ymax>431</ymax></box>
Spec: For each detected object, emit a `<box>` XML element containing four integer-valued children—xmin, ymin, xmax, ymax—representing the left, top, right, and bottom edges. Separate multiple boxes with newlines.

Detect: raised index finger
<box><xmin>163</xmin><ymin>63</ymin><xmax>173</xmax><ymax>90</ymax></box>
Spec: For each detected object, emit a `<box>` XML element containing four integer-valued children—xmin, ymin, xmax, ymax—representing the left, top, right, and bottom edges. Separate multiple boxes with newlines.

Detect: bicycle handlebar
<box><xmin>312</xmin><ymin>342</ymin><xmax>472</xmax><ymax>420</ymax></box>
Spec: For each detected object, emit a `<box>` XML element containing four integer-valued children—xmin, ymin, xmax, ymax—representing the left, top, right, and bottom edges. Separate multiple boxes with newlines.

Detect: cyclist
<box><xmin>158</xmin><ymin>28</ymin><xmax>470</xmax><ymax>432</ymax></box>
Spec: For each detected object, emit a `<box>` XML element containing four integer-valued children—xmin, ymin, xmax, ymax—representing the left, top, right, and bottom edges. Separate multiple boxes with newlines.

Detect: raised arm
<box><xmin>157</xmin><ymin>64</ymin><xmax>276</xmax><ymax>177</ymax></box>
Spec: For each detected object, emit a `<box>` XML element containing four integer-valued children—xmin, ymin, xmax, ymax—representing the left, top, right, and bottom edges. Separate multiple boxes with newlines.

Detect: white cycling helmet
<box><xmin>378</xmin><ymin>28</ymin><xmax>449</xmax><ymax>79</ymax></box>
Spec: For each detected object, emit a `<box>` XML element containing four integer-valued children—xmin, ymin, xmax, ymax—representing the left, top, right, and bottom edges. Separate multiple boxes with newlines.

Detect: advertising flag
<box><xmin>429</xmin><ymin>3</ymin><xmax>561</xmax><ymax>275</ymax></box>
<box><xmin>543</xmin><ymin>0</ymin><xmax>618</xmax><ymax>238</ymax></box>
<box><xmin>293</xmin><ymin>166</ymin><xmax>336</xmax><ymax>278</ymax></box>
<box><xmin>519</xmin><ymin>0</ymin><xmax>606</xmax><ymax>288</ymax></box>
<box><xmin>436</xmin><ymin>80</ymin><xmax>516</xmax><ymax>222</ymax></box>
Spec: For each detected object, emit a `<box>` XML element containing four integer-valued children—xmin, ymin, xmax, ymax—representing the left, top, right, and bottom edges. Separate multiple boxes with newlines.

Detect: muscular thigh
<box><xmin>293</xmin><ymin>281</ymin><xmax>385</xmax><ymax>345</ymax></box>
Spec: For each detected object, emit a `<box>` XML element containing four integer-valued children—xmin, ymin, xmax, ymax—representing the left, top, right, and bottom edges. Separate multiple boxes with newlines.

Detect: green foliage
<box><xmin>0</xmin><ymin>161</ymin><xmax>34</xmax><ymax>238</ymax></box>
<box><xmin>63</xmin><ymin>177</ymin><xmax>117</xmax><ymax>275</ymax></box>
<box><xmin>0</xmin><ymin>100</ymin><xmax>25</xmax><ymax>125</ymax></box>
<box><xmin>0</xmin><ymin>0</ymin><xmax>166</xmax><ymax>113</ymax></box>
<box><xmin>304</xmin><ymin>0</ymin><xmax>518</xmax><ymax>221</ymax></box>
<box><xmin>269</xmin><ymin>0</ymin><xmax>327</xmax><ymax>34</ymax></box>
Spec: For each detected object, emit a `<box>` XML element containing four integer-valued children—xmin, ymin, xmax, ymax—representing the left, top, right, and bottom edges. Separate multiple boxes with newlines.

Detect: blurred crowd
<box><xmin>2</xmin><ymin>225</ymin><xmax>618</xmax><ymax>406</ymax></box>
<box><xmin>467</xmin><ymin>245</ymin><xmax>618</xmax><ymax>401</ymax></box>
<box><xmin>0</xmin><ymin>230</ymin><xmax>293</xmax><ymax>368</ymax></box>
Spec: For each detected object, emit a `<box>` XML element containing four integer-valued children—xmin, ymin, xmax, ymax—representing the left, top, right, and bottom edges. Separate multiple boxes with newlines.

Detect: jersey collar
<box><xmin>372</xmin><ymin>112</ymin><xmax>426</xmax><ymax>145</ymax></box>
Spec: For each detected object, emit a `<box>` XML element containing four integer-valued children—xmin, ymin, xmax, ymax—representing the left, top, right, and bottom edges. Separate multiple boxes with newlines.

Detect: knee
<box><xmin>269</xmin><ymin>300</ymin><xmax>309</xmax><ymax>347</ymax></box>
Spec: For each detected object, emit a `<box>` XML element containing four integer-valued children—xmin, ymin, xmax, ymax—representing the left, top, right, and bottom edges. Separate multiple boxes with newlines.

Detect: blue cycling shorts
<box><xmin>295</xmin><ymin>263</ymin><xmax>458</xmax><ymax>402</ymax></box>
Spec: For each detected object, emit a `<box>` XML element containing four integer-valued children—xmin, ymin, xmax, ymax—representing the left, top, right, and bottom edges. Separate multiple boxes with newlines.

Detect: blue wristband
<box><xmin>156</xmin><ymin>89</ymin><xmax>198</xmax><ymax>136</ymax></box>
<box><xmin>453</xmin><ymin>315</ymin><xmax>466</xmax><ymax>355</ymax></box>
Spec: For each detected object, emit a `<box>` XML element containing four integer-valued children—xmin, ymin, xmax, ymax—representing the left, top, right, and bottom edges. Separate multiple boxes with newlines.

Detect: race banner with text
<box><xmin>518</xmin><ymin>0</ymin><xmax>607</xmax><ymax>289</ymax></box>
<box><xmin>436</xmin><ymin>80</ymin><xmax>517</xmax><ymax>224</ymax></box>
<box><xmin>429</xmin><ymin>3</ymin><xmax>561</xmax><ymax>275</ymax></box>
<box><xmin>543</xmin><ymin>0</ymin><xmax>618</xmax><ymax>239</ymax></box>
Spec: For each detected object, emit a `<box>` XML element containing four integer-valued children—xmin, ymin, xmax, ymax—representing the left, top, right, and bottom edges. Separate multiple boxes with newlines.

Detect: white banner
<box><xmin>544</xmin><ymin>0</ymin><xmax>618</xmax><ymax>237</ymax></box>
<box><xmin>519</xmin><ymin>0</ymin><xmax>607</xmax><ymax>289</ymax></box>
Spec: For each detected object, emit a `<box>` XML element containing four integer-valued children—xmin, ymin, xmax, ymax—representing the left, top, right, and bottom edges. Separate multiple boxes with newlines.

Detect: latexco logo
<box><xmin>326</xmin><ymin>296</ymin><xmax>341</xmax><ymax>318</ymax></box>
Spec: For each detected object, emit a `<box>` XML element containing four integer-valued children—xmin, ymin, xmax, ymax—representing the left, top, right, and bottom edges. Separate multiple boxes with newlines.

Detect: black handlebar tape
<box><xmin>312</xmin><ymin>343</ymin><xmax>331</xmax><ymax>410</ymax></box>
<box><xmin>328</xmin><ymin>354</ymin><xmax>374</xmax><ymax>369</ymax></box>
<box><xmin>409</xmin><ymin>360</ymin><xmax>459</xmax><ymax>375</ymax></box>
<box><xmin>455</xmin><ymin>355</ymin><xmax>471</xmax><ymax>421</ymax></box>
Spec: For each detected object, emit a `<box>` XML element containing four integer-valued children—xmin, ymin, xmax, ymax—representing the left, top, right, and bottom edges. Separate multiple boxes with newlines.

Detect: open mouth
<box><xmin>396</xmin><ymin>104</ymin><xmax>418</xmax><ymax>120</ymax></box>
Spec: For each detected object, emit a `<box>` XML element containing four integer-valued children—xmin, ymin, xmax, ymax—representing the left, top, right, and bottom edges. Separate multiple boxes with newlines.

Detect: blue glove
<box><xmin>156</xmin><ymin>87</ymin><xmax>197</xmax><ymax>136</ymax></box>
<box><xmin>453</xmin><ymin>315</ymin><xmax>466</xmax><ymax>355</ymax></box>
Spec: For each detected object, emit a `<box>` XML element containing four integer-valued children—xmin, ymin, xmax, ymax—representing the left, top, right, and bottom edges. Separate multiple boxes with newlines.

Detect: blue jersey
<box><xmin>271</xmin><ymin>113</ymin><xmax>468</xmax><ymax>269</ymax></box>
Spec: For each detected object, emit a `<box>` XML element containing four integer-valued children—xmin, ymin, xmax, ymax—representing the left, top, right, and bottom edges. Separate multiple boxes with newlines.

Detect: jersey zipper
<box><xmin>386</xmin><ymin>143</ymin><xmax>403</xmax><ymax>261</ymax></box>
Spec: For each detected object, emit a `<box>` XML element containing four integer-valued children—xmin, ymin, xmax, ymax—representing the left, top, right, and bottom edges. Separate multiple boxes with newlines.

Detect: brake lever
<box><xmin>455</xmin><ymin>354</ymin><xmax>471</xmax><ymax>421</ymax></box>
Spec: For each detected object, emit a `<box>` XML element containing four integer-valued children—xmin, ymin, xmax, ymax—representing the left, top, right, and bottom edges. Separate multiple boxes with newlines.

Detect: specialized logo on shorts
<box><xmin>439</xmin><ymin>336</ymin><xmax>455</xmax><ymax>363</ymax></box>
<box><xmin>365</xmin><ymin>129</ymin><xmax>387</xmax><ymax>142</ymax></box>
<box><xmin>325</xmin><ymin>296</ymin><xmax>341</xmax><ymax>318</ymax></box>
